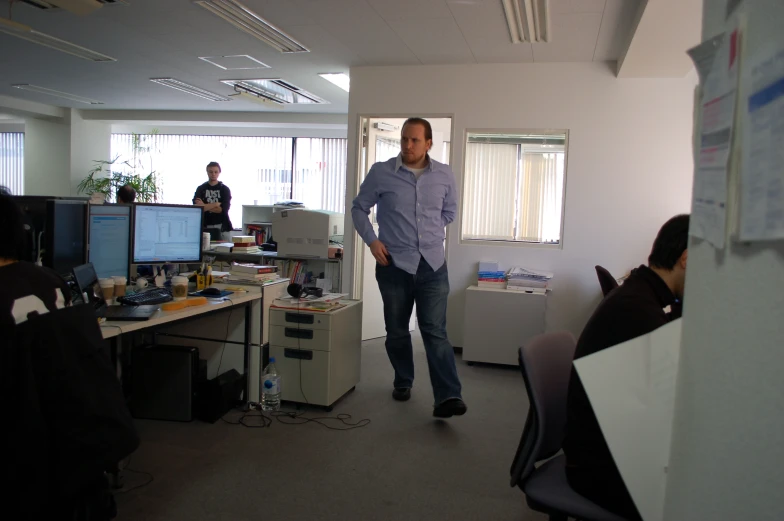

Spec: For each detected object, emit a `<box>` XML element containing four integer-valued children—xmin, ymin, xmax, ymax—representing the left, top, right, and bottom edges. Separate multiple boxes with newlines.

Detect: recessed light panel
<box><xmin>199</xmin><ymin>55</ymin><xmax>270</xmax><ymax>70</ymax></box>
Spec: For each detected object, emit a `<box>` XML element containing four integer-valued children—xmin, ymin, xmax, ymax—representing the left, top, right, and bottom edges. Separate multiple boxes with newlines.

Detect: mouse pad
<box><xmin>191</xmin><ymin>289</ymin><xmax>234</xmax><ymax>299</ymax></box>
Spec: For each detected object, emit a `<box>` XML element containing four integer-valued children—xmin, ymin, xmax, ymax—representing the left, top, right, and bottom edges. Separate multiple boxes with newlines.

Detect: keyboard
<box><xmin>118</xmin><ymin>287</ymin><xmax>173</xmax><ymax>306</ymax></box>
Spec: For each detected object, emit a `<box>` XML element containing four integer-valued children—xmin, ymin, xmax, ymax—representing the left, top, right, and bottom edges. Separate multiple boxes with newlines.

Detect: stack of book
<box><xmin>227</xmin><ymin>262</ymin><xmax>279</xmax><ymax>284</ymax></box>
<box><xmin>477</xmin><ymin>261</ymin><xmax>507</xmax><ymax>289</ymax></box>
<box><xmin>506</xmin><ymin>267</ymin><xmax>553</xmax><ymax>293</ymax></box>
<box><xmin>231</xmin><ymin>235</ymin><xmax>260</xmax><ymax>254</ymax></box>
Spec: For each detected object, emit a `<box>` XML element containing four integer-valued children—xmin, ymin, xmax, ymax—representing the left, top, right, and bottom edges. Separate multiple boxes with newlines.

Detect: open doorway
<box><xmin>353</xmin><ymin>116</ymin><xmax>453</xmax><ymax>341</ymax></box>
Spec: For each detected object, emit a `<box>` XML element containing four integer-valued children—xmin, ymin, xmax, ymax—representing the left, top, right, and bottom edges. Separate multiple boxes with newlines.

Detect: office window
<box><xmin>0</xmin><ymin>132</ymin><xmax>24</xmax><ymax>195</ymax></box>
<box><xmin>462</xmin><ymin>131</ymin><xmax>567</xmax><ymax>245</ymax></box>
<box><xmin>111</xmin><ymin>134</ymin><xmax>347</xmax><ymax>228</ymax></box>
<box><xmin>375</xmin><ymin>136</ymin><xmax>399</xmax><ymax>163</ymax></box>
<box><xmin>293</xmin><ymin>138</ymin><xmax>347</xmax><ymax>214</ymax></box>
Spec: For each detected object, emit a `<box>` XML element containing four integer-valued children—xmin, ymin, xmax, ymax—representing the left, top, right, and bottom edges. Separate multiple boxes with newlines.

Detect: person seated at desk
<box><xmin>563</xmin><ymin>214</ymin><xmax>690</xmax><ymax>520</ymax></box>
<box><xmin>116</xmin><ymin>183</ymin><xmax>136</xmax><ymax>204</ymax></box>
<box><xmin>0</xmin><ymin>187</ymin><xmax>139</xmax><ymax>520</ymax></box>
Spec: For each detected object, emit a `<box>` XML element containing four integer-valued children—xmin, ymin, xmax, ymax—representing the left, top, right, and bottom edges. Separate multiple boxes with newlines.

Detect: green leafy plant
<box><xmin>77</xmin><ymin>131</ymin><xmax>161</xmax><ymax>203</ymax></box>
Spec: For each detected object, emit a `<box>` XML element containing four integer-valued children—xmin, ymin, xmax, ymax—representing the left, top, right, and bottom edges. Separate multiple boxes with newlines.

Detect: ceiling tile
<box><xmin>593</xmin><ymin>0</ymin><xmax>640</xmax><ymax>61</ymax></box>
<box><xmin>387</xmin><ymin>18</ymin><xmax>475</xmax><ymax>64</ymax></box>
<box><xmin>449</xmin><ymin>0</ymin><xmax>534</xmax><ymax>63</ymax></box>
<box><xmin>366</xmin><ymin>0</ymin><xmax>453</xmax><ymax>20</ymax></box>
<box><xmin>531</xmin><ymin>12</ymin><xmax>603</xmax><ymax>62</ymax></box>
<box><xmin>550</xmin><ymin>0</ymin><xmax>607</xmax><ymax>14</ymax></box>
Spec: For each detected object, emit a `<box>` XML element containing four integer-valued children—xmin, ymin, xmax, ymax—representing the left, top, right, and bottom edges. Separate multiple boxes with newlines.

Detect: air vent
<box><xmin>222</xmin><ymin>78</ymin><xmax>328</xmax><ymax>105</ymax></box>
<box><xmin>20</xmin><ymin>1</ymin><xmax>127</xmax><ymax>14</ymax></box>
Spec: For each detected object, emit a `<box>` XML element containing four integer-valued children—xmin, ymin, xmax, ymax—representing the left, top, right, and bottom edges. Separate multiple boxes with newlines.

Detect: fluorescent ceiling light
<box><xmin>199</xmin><ymin>54</ymin><xmax>270</xmax><ymax>70</ymax></box>
<box><xmin>20</xmin><ymin>1</ymin><xmax>128</xmax><ymax>15</ymax></box>
<box><xmin>150</xmin><ymin>78</ymin><xmax>231</xmax><ymax>101</ymax></box>
<box><xmin>13</xmin><ymin>84</ymin><xmax>104</xmax><ymax>104</ymax></box>
<box><xmin>222</xmin><ymin>78</ymin><xmax>328</xmax><ymax>105</ymax></box>
<box><xmin>194</xmin><ymin>0</ymin><xmax>309</xmax><ymax>53</ymax></box>
<box><xmin>501</xmin><ymin>0</ymin><xmax>549</xmax><ymax>43</ymax></box>
<box><xmin>318</xmin><ymin>73</ymin><xmax>350</xmax><ymax>92</ymax></box>
<box><xmin>0</xmin><ymin>17</ymin><xmax>117</xmax><ymax>61</ymax></box>
<box><xmin>231</xmin><ymin>91</ymin><xmax>284</xmax><ymax>109</ymax></box>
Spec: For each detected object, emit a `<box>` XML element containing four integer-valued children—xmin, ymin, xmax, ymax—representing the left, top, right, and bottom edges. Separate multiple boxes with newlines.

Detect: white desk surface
<box><xmin>100</xmin><ymin>292</ymin><xmax>261</xmax><ymax>339</ymax></box>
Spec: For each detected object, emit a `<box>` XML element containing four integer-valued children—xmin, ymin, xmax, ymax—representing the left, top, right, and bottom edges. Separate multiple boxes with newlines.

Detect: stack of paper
<box><xmin>227</xmin><ymin>262</ymin><xmax>279</xmax><ymax>284</ymax></box>
<box><xmin>271</xmin><ymin>293</ymin><xmax>348</xmax><ymax>312</ymax></box>
<box><xmin>506</xmin><ymin>267</ymin><xmax>553</xmax><ymax>292</ymax></box>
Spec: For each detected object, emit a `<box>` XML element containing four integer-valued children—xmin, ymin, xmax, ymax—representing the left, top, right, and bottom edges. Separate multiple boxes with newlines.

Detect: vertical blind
<box><xmin>0</xmin><ymin>133</ymin><xmax>24</xmax><ymax>195</ymax></box>
<box><xmin>293</xmin><ymin>138</ymin><xmax>347</xmax><ymax>213</ymax></box>
<box><xmin>462</xmin><ymin>141</ymin><xmax>565</xmax><ymax>244</ymax></box>
<box><xmin>111</xmin><ymin>134</ymin><xmax>347</xmax><ymax>228</ymax></box>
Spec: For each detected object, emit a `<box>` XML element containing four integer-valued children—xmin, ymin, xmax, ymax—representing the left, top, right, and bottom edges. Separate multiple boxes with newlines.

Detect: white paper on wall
<box><xmin>739</xmin><ymin>44</ymin><xmax>784</xmax><ymax>241</ymax></box>
<box><xmin>574</xmin><ymin>319</ymin><xmax>683</xmax><ymax>521</ymax></box>
<box><xmin>689</xmin><ymin>23</ymin><xmax>742</xmax><ymax>249</ymax></box>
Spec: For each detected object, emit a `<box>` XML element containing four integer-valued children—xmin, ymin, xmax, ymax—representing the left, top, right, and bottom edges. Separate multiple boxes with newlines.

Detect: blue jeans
<box><xmin>375</xmin><ymin>257</ymin><xmax>462</xmax><ymax>405</ymax></box>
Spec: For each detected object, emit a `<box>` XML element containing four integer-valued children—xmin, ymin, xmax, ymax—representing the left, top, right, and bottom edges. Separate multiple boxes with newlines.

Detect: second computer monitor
<box><xmin>88</xmin><ymin>204</ymin><xmax>131</xmax><ymax>280</ymax></box>
<box><xmin>132</xmin><ymin>203</ymin><xmax>203</xmax><ymax>264</ymax></box>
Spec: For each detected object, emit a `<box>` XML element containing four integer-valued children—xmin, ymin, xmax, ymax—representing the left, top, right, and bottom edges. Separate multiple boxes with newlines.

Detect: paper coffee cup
<box><xmin>202</xmin><ymin>232</ymin><xmax>211</xmax><ymax>251</ymax></box>
<box><xmin>99</xmin><ymin>278</ymin><xmax>115</xmax><ymax>303</ymax></box>
<box><xmin>172</xmin><ymin>275</ymin><xmax>189</xmax><ymax>300</ymax></box>
<box><xmin>113</xmin><ymin>276</ymin><xmax>127</xmax><ymax>297</ymax></box>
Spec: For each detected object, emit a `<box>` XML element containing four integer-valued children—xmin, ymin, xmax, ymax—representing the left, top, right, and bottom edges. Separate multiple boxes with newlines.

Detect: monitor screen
<box><xmin>88</xmin><ymin>204</ymin><xmax>131</xmax><ymax>279</ymax></box>
<box><xmin>45</xmin><ymin>200</ymin><xmax>87</xmax><ymax>275</ymax></box>
<box><xmin>132</xmin><ymin>204</ymin><xmax>203</xmax><ymax>263</ymax></box>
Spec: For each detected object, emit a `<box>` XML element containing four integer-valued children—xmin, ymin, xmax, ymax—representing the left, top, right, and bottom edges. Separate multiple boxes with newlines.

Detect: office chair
<box><xmin>510</xmin><ymin>333</ymin><xmax>628</xmax><ymax>521</ymax></box>
<box><xmin>595</xmin><ymin>265</ymin><xmax>619</xmax><ymax>297</ymax></box>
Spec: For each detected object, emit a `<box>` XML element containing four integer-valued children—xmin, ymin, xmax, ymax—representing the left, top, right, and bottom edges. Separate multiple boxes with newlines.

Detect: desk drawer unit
<box><xmin>268</xmin><ymin>300</ymin><xmax>362</xmax><ymax>407</ymax></box>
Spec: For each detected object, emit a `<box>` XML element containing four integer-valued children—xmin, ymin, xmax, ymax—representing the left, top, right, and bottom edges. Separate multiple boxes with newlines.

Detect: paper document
<box><xmin>574</xmin><ymin>319</ymin><xmax>682</xmax><ymax>521</ymax></box>
<box><xmin>689</xmin><ymin>25</ymin><xmax>741</xmax><ymax>249</ymax></box>
<box><xmin>739</xmin><ymin>44</ymin><xmax>784</xmax><ymax>240</ymax></box>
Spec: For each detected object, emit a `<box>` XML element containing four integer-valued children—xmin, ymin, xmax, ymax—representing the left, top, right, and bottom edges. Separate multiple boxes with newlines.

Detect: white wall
<box><xmin>343</xmin><ymin>62</ymin><xmax>697</xmax><ymax>345</ymax></box>
<box><xmin>23</xmin><ymin>117</ymin><xmax>71</xmax><ymax>196</ymax></box>
<box><xmin>664</xmin><ymin>1</ymin><xmax>784</xmax><ymax>520</ymax></box>
<box><xmin>70</xmin><ymin>109</ymin><xmax>111</xmax><ymax>195</ymax></box>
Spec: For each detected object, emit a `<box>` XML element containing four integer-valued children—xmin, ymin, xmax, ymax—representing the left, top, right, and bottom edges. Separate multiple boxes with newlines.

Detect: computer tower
<box><xmin>130</xmin><ymin>345</ymin><xmax>200</xmax><ymax>422</ymax></box>
<box><xmin>195</xmin><ymin>369</ymin><xmax>247</xmax><ymax>424</ymax></box>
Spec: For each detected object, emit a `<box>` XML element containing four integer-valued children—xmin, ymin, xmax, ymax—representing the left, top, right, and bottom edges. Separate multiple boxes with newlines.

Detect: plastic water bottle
<box><xmin>261</xmin><ymin>357</ymin><xmax>281</xmax><ymax>411</ymax></box>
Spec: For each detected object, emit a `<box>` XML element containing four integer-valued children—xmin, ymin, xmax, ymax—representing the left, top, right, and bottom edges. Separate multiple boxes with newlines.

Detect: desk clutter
<box><xmin>477</xmin><ymin>261</ymin><xmax>553</xmax><ymax>293</ymax></box>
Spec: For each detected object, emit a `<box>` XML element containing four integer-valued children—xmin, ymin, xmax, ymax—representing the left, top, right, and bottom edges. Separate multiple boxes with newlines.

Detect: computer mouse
<box><xmin>201</xmin><ymin>287</ymin><xmax>222</xmax><ymax>296</ymax></box>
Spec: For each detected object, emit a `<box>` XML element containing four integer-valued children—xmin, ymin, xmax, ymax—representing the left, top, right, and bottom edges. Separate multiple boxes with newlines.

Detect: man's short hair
<box><xmin>0</xmin><ymin>186</ymin><xmax>27</xmax><ymax>261</ymax></box>
<box><xmin>206</xmin><ymin>161</ymin><xmax>221</xmax><ymax>172</ymax></box>
<box><xmin>402</xmin><ymin>118</ymin><xmax>433</xmax><ymax>142</ymax></box>
<box><xmin>117</xmin><ymin>184</ymin><xmax>136</xmax><ymax>204</ymax></box>
<box><xmin>648</xmin><ymin>214</ymin><xmax>690</xmax><ymax>270</ymax></box>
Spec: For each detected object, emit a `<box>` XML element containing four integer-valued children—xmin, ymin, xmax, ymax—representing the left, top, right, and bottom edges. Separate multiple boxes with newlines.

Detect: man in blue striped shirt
<box><xmin>352</xmin><ymin>118</ymin><xmax>466</xmax><ymax>418</ymax></box>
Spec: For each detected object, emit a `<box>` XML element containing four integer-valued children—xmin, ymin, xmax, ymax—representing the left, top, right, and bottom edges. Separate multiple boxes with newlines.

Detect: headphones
<box><xmin>287</xmin><ymin>283</ymin><xmax>323</xmax><ymax>299</ymax></box>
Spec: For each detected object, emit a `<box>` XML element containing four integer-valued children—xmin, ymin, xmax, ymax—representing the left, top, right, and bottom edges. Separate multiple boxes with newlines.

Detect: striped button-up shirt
<box><xmin>352</xmin><ymin>154</ymin><xmax>458</xmax><ymax>275</ymax></box>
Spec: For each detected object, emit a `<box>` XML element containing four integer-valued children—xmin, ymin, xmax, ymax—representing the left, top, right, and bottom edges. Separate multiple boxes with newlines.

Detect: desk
<box><xmin>101</xmin><ymin>280</ymin><xmax>288</xmax><ymax>404</ymax></box>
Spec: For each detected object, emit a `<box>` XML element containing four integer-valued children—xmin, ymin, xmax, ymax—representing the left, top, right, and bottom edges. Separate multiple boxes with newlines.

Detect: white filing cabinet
<box><xmin>269</xmin><ymin>300</ymin><xmax>362</xmax><ymax>408</ymax></box>
<box><xmin>462</xmin><ymin>286</ymin><xmax>547</xmax><ymax>366</ymax></box>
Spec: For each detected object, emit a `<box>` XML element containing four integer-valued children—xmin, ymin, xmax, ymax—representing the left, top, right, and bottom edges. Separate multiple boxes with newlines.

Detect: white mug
<box><xmin>136</xmin><ymin>277</ymin><xmax>148</xmax><ymax>290</ymax></box>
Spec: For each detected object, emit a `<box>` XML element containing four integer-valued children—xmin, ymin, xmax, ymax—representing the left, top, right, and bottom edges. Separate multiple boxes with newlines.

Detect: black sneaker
<box><xmin>433</xmin><ymin>398</ymin><xmax>467</xmax><ymax>418</ymax></box>
<box><xmin>392</xmin><ymin>388</ymin><xmax>411</xmax><ymax>401</ymax></box>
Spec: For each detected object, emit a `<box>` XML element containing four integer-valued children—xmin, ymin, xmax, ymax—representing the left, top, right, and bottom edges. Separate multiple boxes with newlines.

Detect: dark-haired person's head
<box><xmin>648</xmin><ymin>214</ymin><xmax>690</xmax><ymax>298</ymax></box>
<box><xmin>117</xmin><ymin>184</ymin><xmax>136</xmax><ymax>204</ymax></box>
<box><xmin>206</xmin><ymin>161</ymin><xmax>221</xmax><ymax>186</ymax></box>
<box><xmin>0</xmin><ymin>186</ymin><xmax>27</xmax><ymax>262</ymax></box>
<box><xmin>400</xmin><ymin>118</ymin><xmax>433</xmax><ymax>167</ymax></box>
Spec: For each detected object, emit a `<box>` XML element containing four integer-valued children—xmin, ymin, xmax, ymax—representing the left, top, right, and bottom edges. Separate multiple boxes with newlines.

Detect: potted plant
<box><xmin>77</xmin><ymin>131</ymin><xmax>161</xmax><ymax>203</ymax></box>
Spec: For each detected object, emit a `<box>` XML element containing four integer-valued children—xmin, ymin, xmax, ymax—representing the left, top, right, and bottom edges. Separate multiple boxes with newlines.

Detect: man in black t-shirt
<box><xmin>0</xmin><ymin>188</ymin><xmax>138</xmax><ymax>520</ymax></box>
<box><xmin>563</xmin><ymin>214</ymin><xmax>690</xmax><ymax>520</ymax></box>
<box><xmin>193</xmin><ymin>161</ymin><xmax>233</xmax><ymax>240</ymax></box>
<box><xmin>0</xmin><ymin>188</ymin><xmax>72</xmax><ymax>326</ymax></box>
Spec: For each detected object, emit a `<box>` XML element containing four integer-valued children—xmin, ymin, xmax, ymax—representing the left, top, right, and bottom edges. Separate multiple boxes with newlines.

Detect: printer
<box><xmin>272</xmin><ymin>209</ymin><xmax>344</xmax><ymax>258</ymax></box>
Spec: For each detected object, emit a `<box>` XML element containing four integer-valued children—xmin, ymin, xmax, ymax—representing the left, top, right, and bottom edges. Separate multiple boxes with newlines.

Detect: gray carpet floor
<box><xmin>114</xmin><ymin>335</ymin><xmax>546</xmax><ymax>521</ymax></box>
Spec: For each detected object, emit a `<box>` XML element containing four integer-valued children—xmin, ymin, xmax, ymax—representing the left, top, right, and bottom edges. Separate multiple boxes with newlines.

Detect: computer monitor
<box><xmin>132</xmin><ymin>203</ymin><xmax>203</xmax><ymax>264</ymax></box>
<box><xmin>44</xmin><ymin>199</ymin><xmax>88</xmax><ymax>275</ymax></box>
<box><xmin>88</xmin><ymin>204</ymin><xmax>131</xmax><ymax>280</ymax></box>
